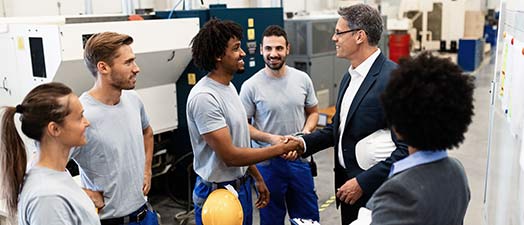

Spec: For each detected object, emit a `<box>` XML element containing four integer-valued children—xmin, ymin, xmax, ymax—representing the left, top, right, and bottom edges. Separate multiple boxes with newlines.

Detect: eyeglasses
<box><xmin>334</xmin><ymin>28</ymin><xmax>363</xmax><ymax>36</ymax></box>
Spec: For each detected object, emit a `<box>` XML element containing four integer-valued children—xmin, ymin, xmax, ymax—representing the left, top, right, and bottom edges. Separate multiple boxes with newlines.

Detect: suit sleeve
<box><xmin>301</xmin><ymin>72</ymin><xmax>350</xmax><ymax>158</ymax></box>
<box><xmin>301</xmin><ymin>123</ymin><xmax>336</xmax><ymax>157</ymax></box>
<box><xmin>368</xmin><ymin>179</ymin><xmax>418</xmax><ymax>225</ymax></box>
<box><xmin>356</xmin><ymin>129</ymin><xmax>408</xmax><ymax>196</ymax></box>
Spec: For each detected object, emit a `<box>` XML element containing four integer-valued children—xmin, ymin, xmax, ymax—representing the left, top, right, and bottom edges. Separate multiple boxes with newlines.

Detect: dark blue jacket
<box><xmin>302</xmin><ymin>52</ymin><xmax>408</xmax><ymax>205</ymax></box>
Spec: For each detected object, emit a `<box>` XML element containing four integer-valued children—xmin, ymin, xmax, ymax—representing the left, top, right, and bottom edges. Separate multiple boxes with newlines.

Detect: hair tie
<box><xmin>15</xmin><ymin>104</ymin><xmax>24</xmax><ymax>114</ymax></box>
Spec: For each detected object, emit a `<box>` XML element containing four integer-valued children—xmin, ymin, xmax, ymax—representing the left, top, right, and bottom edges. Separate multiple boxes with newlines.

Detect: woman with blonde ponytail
<box><xmin>0</xmin><ymin>82</ymin><xmax>100</xmax><ymax>225</ymax></box>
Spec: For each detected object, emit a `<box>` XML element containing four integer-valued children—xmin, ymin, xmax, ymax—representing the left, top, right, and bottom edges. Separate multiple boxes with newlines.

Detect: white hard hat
<box><xmin>355</xmin><ymin>129</ymin><xmax>396</xmax><ymax>170</ymax></box>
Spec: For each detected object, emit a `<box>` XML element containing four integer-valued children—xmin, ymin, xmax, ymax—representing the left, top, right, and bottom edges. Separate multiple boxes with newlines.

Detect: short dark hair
<box><xmin>338</xmin><ymin>4</ymin><xmax>383</xmax><ymax>46</ymax></box>
<box><xmin>381</xmin><ymin>52</ymin><xmax>475</xmax><ymax>151</ymax></box>
<box><xmin>262</xmin><ymin>25</ymin><xmax>288</xmax><ymax>45</ymax></box>
<box><xmin>83</xmin><ymin>32</ymin><xmax>134</xmax><ymax>77</ymax></box>
<box><xmin>191</xmin><ymin>19</ymin><xmax>243</xmax><ymax>71</ymax></box>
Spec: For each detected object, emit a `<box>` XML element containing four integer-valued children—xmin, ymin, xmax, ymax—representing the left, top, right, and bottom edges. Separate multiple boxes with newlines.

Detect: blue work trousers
<box><xmin>257</xmin><ymin>157</ymin><xmax>319</xmax><ymax>225</ymax></box>
<box><xmin>102</xmin><ymin>204</ymin><xmax>159</xmax><ymax>225</ymax></box>
<box><xmin>128</xmin><ymin>210</ymin><xmax>158</xmax><ymax>225</ymax></box>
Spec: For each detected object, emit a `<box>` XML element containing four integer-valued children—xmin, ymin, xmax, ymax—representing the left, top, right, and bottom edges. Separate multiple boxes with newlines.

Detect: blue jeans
<box><xmin>193</xmin><ymin>175</ymin><xmax>253</xmax><ymax>225</ymax></box>
<box><xmin>257</xmin><ymin>158</ymin><xmax>319</xmax><ymax>225</ymax></box>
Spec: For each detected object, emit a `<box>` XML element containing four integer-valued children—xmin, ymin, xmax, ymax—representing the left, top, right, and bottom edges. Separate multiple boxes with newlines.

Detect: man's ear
<box><xmin>97</xmin><ymin>61</ymin><xmax>110</xmax><ymax>74</ymax></box>
<box><xmin>356</xmin><ymin>30</ymin><xmax>366</xmax><ymax>45</ymax></box>
<box><xmin>47</xmin><ymin>121</ymin><xmax>61</xmax><ymax>137</ymax></box>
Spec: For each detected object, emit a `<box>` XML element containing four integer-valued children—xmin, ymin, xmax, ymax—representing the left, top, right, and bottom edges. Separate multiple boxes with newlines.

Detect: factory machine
<box><xmin>386</xmin><ymin>0</ymin><xmax>468</xmax><ymax>51</ymax></box>
<box><xmin>284</xmin><ymin>15</ymin><xmax>347</xmax><ymax>109</ymax></box>
<box><xmin>0</xmin><ymin>16</ymin><xmax>200</xmax><ymax>177</ymax></box>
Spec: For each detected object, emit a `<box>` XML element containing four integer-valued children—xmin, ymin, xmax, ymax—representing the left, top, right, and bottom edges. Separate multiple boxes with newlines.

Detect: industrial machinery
<box><xmin>284</xmin><ymin>15</ymin><xmax>347</xmax><ymax>108</ymax></box>
<box><xmin>0</xmin><ymin>16</ymin><xmax>200</xmax><ymax>177</ymax></box>
<box><xmin>386</xmin><ymin>0</ymin><xmax>467</xmax><ymax>51</ymax></box>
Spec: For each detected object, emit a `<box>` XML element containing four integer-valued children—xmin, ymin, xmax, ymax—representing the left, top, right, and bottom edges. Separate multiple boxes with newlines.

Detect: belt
<box><xmin>201</xmin><ymin>173</ymin><xmax>250</xmax><ymax>191</ymax></box>
<box><xmin>100</xmin><ymin>204</ymin><xmax>149</xmax><ymax>225</ymax></box>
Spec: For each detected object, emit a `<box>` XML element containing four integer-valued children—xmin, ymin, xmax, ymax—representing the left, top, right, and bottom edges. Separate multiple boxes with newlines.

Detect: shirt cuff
<box><xmin>299</xmin><ymin>137</ymin><xmax>307</xmax><ymax>153</ymax></box>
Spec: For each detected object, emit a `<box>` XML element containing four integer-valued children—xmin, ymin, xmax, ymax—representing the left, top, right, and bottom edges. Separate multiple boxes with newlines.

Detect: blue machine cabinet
<box><xmin>458</xmin><ymin>38</ymin><xmax>484</xmax><ymax>72</ymax></box>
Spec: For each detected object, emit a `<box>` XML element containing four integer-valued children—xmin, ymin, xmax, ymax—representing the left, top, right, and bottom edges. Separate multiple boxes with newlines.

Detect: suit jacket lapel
<box><xmin>334</xmin><ymin>72</ymin><xmax>351</xmax><ymax>135</ymax></box>
<box><xmin>344</xmin><ymin>53</ymin><xmax>386</xmax><ymax>129</ymax></box>
<box><xmin>336</xmin><ymin>72</ymin><xmax>351</xmax><ymax>113</ymax></box>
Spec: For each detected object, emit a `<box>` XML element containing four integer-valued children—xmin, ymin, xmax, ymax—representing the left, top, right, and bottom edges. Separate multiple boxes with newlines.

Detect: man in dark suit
<box><xmin>295</xmin><ymin>4</ymin><xmax>408</xmax><ymax>224</ymax></box>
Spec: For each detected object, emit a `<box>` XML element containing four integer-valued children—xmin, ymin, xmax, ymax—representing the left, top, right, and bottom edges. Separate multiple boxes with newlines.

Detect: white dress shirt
<box><xmin>337</xmin><ymin>49</ymin><xmax>381</xmax><ymax>168</ymax></box>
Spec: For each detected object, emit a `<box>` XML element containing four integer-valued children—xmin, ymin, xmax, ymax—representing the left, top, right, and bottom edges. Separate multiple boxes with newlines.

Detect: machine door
<box><xmin>310</xmin><ymin>56</ymin><xmax>335</xmax><ymax>108</ymax></box>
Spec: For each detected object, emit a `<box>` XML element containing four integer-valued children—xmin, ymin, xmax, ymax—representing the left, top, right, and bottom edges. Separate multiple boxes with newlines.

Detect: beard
<box><xmin>265</xmin><ymin>56</ymin><xmax>286</xmax><ymax>70</ymax></box>
<box><xmin>236</xmin><ymin>68</ymin><xmax>245</xmax><ymax>74</ymax></box>
<box><xmin>110</xmin><ymin>73</ymin><xmax>136</xmax><ymax>90</ymax></box>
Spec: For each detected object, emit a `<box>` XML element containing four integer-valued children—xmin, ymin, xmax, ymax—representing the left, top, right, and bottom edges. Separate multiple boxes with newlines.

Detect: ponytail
<box><xmin>1</xmin><ymin>82</ymin><xmax>72</xmax><ymax>218</ymax></box>
<box><xmin>0</xmin><ymin>106</ymin><xmax>27</xmax><ymax>217</ymax></box>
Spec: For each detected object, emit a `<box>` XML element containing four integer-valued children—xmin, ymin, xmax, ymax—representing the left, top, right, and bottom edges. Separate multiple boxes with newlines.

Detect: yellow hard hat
<box><xmin>202</xmin><ymin>188</ymin><xmax>243</xmax><ymax>225</ymax></box>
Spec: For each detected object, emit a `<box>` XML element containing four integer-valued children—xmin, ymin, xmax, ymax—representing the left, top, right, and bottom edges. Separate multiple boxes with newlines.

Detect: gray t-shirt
<box><xmin>18</xmin><ymin>167</ymin><xmax>100</xmax><ymax>225</ymax></box>
<box><xmin>187</xmin><ymin>76</ymin><xmax>249</xmax><ymax>182</ymax></box>
<box><xmin>70</xmin><ymin>90</ymin><xmax>149</xmax><ymax>219</ymax></box>
<box><xmin>240</xmin><ymin>66</ymin><xmax>318</xmax><ymax>148</ymax></box>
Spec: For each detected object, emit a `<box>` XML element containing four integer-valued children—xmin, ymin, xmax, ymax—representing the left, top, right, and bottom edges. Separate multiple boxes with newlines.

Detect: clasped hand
<box><xmin>270</xmin><ymin>135</ymin><xmax>305</xmax><ymax>160</ymax></box>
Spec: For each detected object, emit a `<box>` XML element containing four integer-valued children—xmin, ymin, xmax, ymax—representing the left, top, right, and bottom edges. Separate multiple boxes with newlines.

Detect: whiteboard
<box><xmin>484</xmin><ymin>1</ymin><xmax>524</xmax><ymax>225</ymax></box>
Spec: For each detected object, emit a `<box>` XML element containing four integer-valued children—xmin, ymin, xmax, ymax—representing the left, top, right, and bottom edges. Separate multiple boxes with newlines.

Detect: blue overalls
<box><xmin>257</xmin><ymin>157</ymin><xmax>319</xmax><ymax>225</ymax></box>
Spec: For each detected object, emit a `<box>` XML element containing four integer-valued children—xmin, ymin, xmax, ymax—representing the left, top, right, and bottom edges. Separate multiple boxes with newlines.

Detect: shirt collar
<box><xmin>389</xmin><ymin>150</ymin><xmax>448</xmax><ymax>178</ymax></box>
<box><xmin>348</xmin><ymin>48</ymin><xmax>381</xmax><ymax>78</ymax></box>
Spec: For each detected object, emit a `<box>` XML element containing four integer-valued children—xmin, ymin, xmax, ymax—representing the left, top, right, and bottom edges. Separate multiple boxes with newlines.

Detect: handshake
<box><xmin>269</xmin><ymin>133</ymin><xmax>306</xmax><ymax>161</ymax></box>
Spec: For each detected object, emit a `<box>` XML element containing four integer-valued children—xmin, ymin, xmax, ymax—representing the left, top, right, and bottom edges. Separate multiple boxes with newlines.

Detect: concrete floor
<box><xmin>451</xmin><ymin>56</ymin><xmax>493</xmax><ymax>225</ymax></box>
<box><xmin>149</xmin><ymin>55</ymin><xmax>493</xmax><ymax>225</ymax></box>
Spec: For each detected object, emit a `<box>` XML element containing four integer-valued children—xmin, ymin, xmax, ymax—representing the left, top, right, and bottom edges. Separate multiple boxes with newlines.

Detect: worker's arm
<box><xmin>248</xmin><ymin>124</ymin><xmax>284</xmax><ymax>145</ymax></box>
<box><xmin>203</xmin><ymin>126</ymin><xmax>300</xmax><ymax>167</ymax></box>
<box><xmin>142</xmin><ymin>125</ymin><xmax>154</xmax><ymax>195</ymax></box>
<box><xmin>83</xmin><ymin>188</ymin><xmax>105</xmax><ymax>209</ymax></box>
<box><xmin>302</xmin><ymin>105</ymin><xmax>319</xmax><ymax>134</ymax></box>
<box><xmin>248</xmin><ymin>165</ymin><xmax>269</xmax><ymax>208</ymax></box>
